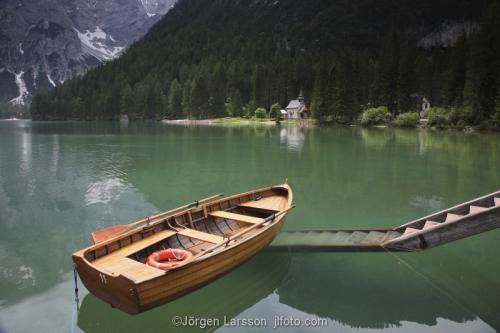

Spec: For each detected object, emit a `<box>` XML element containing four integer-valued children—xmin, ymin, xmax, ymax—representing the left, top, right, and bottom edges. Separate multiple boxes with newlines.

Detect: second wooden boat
<box><xmin>72</xmin><ymin>183</ymin><xmax>293</xmax><ymax>314</ymax></box>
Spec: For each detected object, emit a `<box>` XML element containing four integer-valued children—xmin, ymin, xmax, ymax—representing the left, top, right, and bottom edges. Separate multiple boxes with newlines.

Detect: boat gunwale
<box><xmin>73</xmin><ymin>183</ymin><xmax>293</xmax><ymax>281</ymax></box>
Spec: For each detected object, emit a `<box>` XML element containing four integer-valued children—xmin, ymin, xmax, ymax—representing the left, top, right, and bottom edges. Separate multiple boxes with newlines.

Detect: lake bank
<box><xmin>160</xmin><ymin>117</ymin><xmax>316</xmax><ymax>127</ymax></box>
<box><xmin>5</xmin><ymin>116</ymin><xmax>498</xmax><ymax>133</ymax></box>
<box><xmin>161</xmin><ymin>118</ymin><xmax>275</xmax><ymax>126</ymax></box>
<box><xmin>158</xmin><ymin>116</ymin><xmax>500</xmax><ymax>133</ymax></box>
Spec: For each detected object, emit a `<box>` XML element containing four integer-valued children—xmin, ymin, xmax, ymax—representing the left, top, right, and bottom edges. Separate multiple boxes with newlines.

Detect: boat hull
<box><xmin>75</xmin><ymin>216</ymin><xmax>285</xmax><ymax>314</ymax></box>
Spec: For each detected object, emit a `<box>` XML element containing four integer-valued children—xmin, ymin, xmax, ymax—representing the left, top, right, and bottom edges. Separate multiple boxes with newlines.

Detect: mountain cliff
<box><xmin>0</xmin><ymin>0</ymin><xmax>175</xmax><ymax>107</ymax></box>
<box><xmin>31</xmin><ymin>0</ymin><xmax>500</xmax><ymax>124</ymax></box>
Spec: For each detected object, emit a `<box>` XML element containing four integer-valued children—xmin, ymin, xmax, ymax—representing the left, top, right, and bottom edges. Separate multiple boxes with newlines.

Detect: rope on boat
<box><xmin>70</xmin><ymin>267</ymin><xmax>80</xmax><ymax>333</ymax></box>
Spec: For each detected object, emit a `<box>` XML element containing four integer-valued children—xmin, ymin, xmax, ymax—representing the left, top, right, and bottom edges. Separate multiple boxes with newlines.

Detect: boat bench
<box><xmin>237</xmin><ymin>196</ymin><xmax>283</xmax><ymax>212</ymax></box>
<box><xmin>92</xmin><ymin>229</ymin><xmax>179</xmax><ymax>280</ymax></box>
<box><xmin>209</xmin><ymin>210</ymin><xmax>265</xmax><ymax>224</ymax></box>
<box><xmin>178</xmin><ymin>228</ymin><xmax>224</xmax><ymax>244</ymax></box>
<box><xmin>96</xmin><ymin>257</ymin><xmax>166</xmax><ymax>281</ymax></box>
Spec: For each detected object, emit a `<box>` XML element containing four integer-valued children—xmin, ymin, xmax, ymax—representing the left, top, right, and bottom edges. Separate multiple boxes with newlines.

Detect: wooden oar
<box><xmin>91</xmin><ymin>193</ymin><xmax>224</xmax><ymax>244</ymax></box>
<box><xmin>182</xmin><ymin>205</ymin><xmax>296</xmax><ymax>266</ymax></box>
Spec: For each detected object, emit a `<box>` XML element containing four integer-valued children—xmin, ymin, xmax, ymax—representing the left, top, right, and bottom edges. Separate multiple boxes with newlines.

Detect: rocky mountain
<box><xmin>0</xmin><ymin>0</ymin><xmax>176</xmax><ymax>106</ymax></box>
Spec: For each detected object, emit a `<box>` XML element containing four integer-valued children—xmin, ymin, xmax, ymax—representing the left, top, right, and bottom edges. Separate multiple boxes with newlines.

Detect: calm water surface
<box><xmin>0</xmin><ymin>120</ymin><xmax>499</xmax><ymax>333</ymax></box>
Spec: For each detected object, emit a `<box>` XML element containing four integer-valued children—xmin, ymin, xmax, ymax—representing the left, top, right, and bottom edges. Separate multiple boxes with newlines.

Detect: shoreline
<box><xmin>162</xmin><ymin>118</ymin><xmax>285</xmax><ymax>127</ymax></box>
<box><xmin>5</xmin><ymin>117</ymin><xmax>499</xmax><ymax>133</ymax></box>
<box><xmin>160</xmin><ymin>118</ymin><xmax>498</xmax><ymax>132</ymax></box>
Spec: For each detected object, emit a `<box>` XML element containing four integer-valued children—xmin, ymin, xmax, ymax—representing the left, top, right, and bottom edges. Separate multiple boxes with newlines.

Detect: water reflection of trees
<box><xmin>0</xmin><ymin>123</ymin><xmax>156</xmax><ymax>305</ymax></box>
<box><xmin>276</xmin><ymin>248</ymin><xmax>500</xmax><ymax>330</ymax></box>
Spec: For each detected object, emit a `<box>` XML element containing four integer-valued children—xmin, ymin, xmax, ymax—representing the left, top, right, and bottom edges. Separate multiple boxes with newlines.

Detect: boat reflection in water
<box><xmin>77</xmin><ymin>252</ymin><xmax>290</xmax><ymax>332</ymax></box>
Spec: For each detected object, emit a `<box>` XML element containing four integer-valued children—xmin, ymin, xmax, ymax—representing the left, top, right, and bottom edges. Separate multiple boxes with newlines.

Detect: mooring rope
<box><xmin>73</xmin><ymin>267</ymin><xmax>79</xmax><ymax>302</ymax></box>
<box><xmin>70</xmin><ymin>267</ymin><xmax>79</xmax><ymax>333</ymax></box>
<box><xmin>382</xmin><ymin>247</ymin><xmax>476</xmax><ymax>316</ymax></box>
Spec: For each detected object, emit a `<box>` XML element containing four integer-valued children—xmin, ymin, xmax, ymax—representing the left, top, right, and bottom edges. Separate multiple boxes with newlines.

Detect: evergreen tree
<box><xmin>133</xmin><ymin>82</ymin><xmax>148</xmax><ymax>119</ymax></box>
<box><xmin>335</xmin><ymin>55</ymin><xmax>359</xmax><ymax>121</ymax></box>
<box><xmin>210</xmin><ymin>62</ymin><xmax>227</xmax><ymax>117</ymax></box>
<box><xmin>465</xmin><ymin>1</ymin><xmax>500</xmax><ymax>119</ymax></box>
<box><xmin>228</xmin><ymin>88</ymin><xmax>243</xmax><ymax>117</ymax></box>
<box><xmin>30</xmin><ymin>95</ymin><xmax>41</xmax><ymax>119</ymax></box>
<box><xmin>251</xmin><ymin>64</ymin><xmax>267</xmax><ymax>108</ymax></box>
<box><xmin>444</xmin><ymin>35</ymin><xmax>468</xmax><ymax>106</ymax></box>
<box><xmin>311</xmin><ymin>62</ymin><xmax>328</xmax><ymax>119</ymax></box>
<box><xmin>375</xmin><ymin>34</ymin><xmax>400</xmax><ymax>112</ymax></box>
<box><xmin>181</xmin><ymin>80</ymin><xmax>192</xmax><ymax>118</ymax></box>
<box><xmin>492</xmin><ymin>86</ymin><xmax>500</xmax><ymax>126</ymax></box>
<box><xmin>121</xmin><ymin>84</ymin><xmax>134</xmax><ymax>118</ymax></box>
<box><xmin>72</xmin><ymin>97</ymin><xmax>84</xmax><ymax>119</ymax></box>
<box><xmin>397</xmin><ymin>40</ymin><xmax>416</xmax><ymax>113</ymax></box>
<box><xmin>190</xmin><ymin>75</ymin><xmax>209</xmax><ymax>118</ymax></box>
<box><xmin>167</xmin><ymin>79</ymin><xmax>183</xmax><ymax>119</ymax></box>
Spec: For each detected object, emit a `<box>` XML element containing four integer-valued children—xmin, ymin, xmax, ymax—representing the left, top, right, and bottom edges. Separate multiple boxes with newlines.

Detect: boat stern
<box><xmin>72</xmin><ymin>250</ymin><xmax>142</xmax><ymax>314</ymax></box>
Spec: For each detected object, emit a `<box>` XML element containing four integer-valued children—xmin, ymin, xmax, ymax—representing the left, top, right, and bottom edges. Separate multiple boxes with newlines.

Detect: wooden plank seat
<box><xmin>178</xmin><ymin>228</ymin><xmax>225</xmax><ymax>244</ymax></box>
<box><xmin>237</xmin><ymin>196</ymin><xmax>283</xmax><ymax>212</ymax></box>
<box><xmin>95</xmin><ymin>257</ymin><xmax>165</xmax><ymax>281</ymax></box>
<box><xmin>93</xmin><ymin>229</ymin><xmax>177</xmax><ymax>265</ymax></box>
<box><xmin>209</xmin><ymin>210</ymin><xmax>265</xmax><ymax>224</ymax></box>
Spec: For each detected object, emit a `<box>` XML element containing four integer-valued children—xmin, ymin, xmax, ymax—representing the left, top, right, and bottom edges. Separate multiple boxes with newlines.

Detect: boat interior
<box><xmin>83</xmin><ymin>187</ymin><xmax>289</xmax><ymax>282</ymax></box>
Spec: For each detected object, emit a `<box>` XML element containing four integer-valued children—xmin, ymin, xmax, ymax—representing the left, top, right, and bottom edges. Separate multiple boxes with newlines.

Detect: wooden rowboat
<box><xmin>72</xmin><ymin>184</ymin><xmax>293</xmax><ymax>314</ymax></box>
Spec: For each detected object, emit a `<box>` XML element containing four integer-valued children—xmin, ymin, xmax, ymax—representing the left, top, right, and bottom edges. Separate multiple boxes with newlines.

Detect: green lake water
<box><xmin>0</xmin><ymin>120</ymin><xmax>499</xmax><ymax>333</ymax></box>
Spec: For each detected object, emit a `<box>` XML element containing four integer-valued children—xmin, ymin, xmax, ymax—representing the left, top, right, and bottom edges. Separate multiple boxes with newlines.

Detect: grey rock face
<box><xmin>0</xmin><ymin>0</ymin><xmax>176</xmax><ymax>105</ymax></box>
<box><xmin>418</xmin><ymin>21</ymin><xmax>478</xmax><ymax>49</ymax></box>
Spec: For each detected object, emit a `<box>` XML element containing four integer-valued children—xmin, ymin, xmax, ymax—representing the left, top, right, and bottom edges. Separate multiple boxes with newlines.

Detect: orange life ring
<box><xmin>146</xmin><ymin>248</ymin><xmax>193</xmax><ymax>270</ymax></box>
